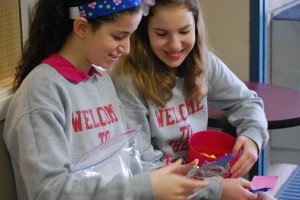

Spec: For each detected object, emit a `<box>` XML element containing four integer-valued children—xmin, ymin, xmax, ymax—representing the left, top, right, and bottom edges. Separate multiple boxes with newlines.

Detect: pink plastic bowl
<box><xmin>187</xmin><ymin>130</ymin><xmax>240</xmax><ymax>178</ymax></box>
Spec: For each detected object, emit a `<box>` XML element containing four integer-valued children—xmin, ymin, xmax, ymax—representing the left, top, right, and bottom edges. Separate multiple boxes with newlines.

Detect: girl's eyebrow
<box><xmin>115</xmin><ymin>31</ymin><xmax>130</xmax><ymax>35</ymax></box>
<box><xmin>180</xmin><ymin>24</ymin><xmax>192</xmax><ymax>30</ymax></box>
<box><xmin>153</xmin><ymin>24</ymin><xmax>192</xmax><ymax>31</ymax></box>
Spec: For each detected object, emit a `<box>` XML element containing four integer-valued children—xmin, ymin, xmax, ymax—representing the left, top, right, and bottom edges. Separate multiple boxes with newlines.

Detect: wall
<box><xmin>0</xmin><ymin>120</ymin><xmax>18</xmax><ymax>200</ymax></box>
<box><xmin>199</xmin><ymin>0</ymin><xmax>250</xmax><ymax>81</ymax></box>
<box><xmin>267</xmin><ymin>0</ymin><xmax>295</xmax><ymax>82</ymax></box>
<box><xmin>200</xmin><ymin>0</ymin><xmax>296</xmax><ymax>81</ymax></box>
<box><xmin>0</xmin><ymin>2</ymin><xmax>19</xmax><ymax>195</ymax></box>
<box><xmin>268</xmin><ymin>0</ymin><xmax>300</xmax><ymax>164</ymax></box>
<box><xmin>268</xmin><ymin>0</ymin><xmax>295</xmax><ymax>12</ymax></box>
<box><xmin>20</xmin><ymin>0</ymin><xmax>38</xmax><ymax>43</ymax></box>
<box><xmin>267</xmin><ymin>1</ymin><xmax>299</xmax><ymax>195</ymax></box>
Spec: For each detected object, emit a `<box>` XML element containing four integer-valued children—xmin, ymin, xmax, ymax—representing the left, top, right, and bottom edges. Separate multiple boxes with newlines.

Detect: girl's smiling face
<box><xmin>83</xmin><ymin>11</ymin><xmax>142</xmax><ymax>69</ymax></box>
<box><xmin>147</xmin><ymin>5</ymin><xmax>196</xmax><ymax>68</ymax></box>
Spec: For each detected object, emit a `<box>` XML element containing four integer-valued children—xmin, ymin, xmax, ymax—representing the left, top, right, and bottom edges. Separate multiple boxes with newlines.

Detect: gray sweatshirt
<box><xmin>113</xmin><ymin>52</ymin><xmax>269</xmax><ymax>200</ymax></box>
<box><xmin>3</xmin><ymin>54</ymin><xmax>154</xmax><ymax>200</ymax></box>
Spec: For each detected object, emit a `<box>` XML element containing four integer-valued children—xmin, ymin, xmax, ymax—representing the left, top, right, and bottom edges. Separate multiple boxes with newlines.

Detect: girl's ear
<box><xmin>73</xmin><ymin>17</ymin><xmax>89</xmax><ymax>38</ymax></box>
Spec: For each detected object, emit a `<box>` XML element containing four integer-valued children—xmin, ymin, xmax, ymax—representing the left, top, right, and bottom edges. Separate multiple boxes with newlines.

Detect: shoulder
<box><xmin>207</xmin><ymin>52</ymin><xmax>227</xmax><ymax>71</ymax></box>
<box><xmin>111</xmin><ymin>73</ymin><xmax>136</xmax><ymax>91</ymax></box>
<box><xmin>24</xmin><ymin>63</ymin><xmax>64</xmax><ymax>91</ymax></box>
<box><xmin>111</xmin><ymin>73</ymin><xmax>147</xmax><ymax>104</ymax></box>
<box><xmin>206</xmin><ymin>51</ymin><xmax>234</xmax><ymax>79</ymax></box>
<box><xmin>15</xmin><ymin>63</ymin><xmax>78</xmax><ymax>110</ymax></box>
<box><xmin>13</xmin><ymin>64</ymin><xmax>70</xmax><ymax>106</ymax></box>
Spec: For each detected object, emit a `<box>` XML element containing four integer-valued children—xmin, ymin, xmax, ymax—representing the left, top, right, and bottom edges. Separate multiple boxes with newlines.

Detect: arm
<box><xmin>207</xmin><ymin>53</ymin><xmax>269</xmax><ymax>177</ymax></box>
<box><xmin>5</xmin><ymin>106</ymin><xmax>208</xmax><ymax>200</ymax></box>
<box><xmin>3</xmin><ymin>69</ymin><xmax>155</xmax><ymax>200</ymax></box>
<box><xmin>5</xmin><ymin>110</ymin><xmax>154</xmax><ymax>200</ymax></box>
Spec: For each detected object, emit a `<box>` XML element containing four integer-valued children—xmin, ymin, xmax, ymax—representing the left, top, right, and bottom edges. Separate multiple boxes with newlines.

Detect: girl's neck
<box><xmin>58</xmin><ymin>37</ymin><xmax>91</xmax><ymax>73</ymax></box>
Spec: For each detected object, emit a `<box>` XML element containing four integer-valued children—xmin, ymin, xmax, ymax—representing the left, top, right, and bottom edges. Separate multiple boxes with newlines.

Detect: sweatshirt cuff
<box><xmin>190</xmin><ymin>176</ymin><xmax>223</xmax><ymax>200</ymax></box>
<box><xmin>240</xmin><ymin>126</ymin><xmax>269</xmax><ymax>154</ymax></box>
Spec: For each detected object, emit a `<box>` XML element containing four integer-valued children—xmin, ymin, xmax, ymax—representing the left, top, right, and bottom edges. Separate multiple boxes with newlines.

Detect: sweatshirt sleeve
<box><xmin>4</xmin><ymin>110</ymin><xmax>155</xmax><ymax>200</ymax></box>
<box><xmin>190</xmin><ymin>176</ymin><xmax>223</xmax><ymax>200</ymax></box>
<box><xmin>207</xmin><ymin>52</ymin><xmax>269</xmax><ymax>152</ymax></box>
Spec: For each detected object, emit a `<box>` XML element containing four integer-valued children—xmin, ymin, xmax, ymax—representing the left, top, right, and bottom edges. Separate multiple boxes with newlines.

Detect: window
<box><xmin>0</xmin><ymin>0</ymin><xmax>22</xmax><ymax>89</ymax></box>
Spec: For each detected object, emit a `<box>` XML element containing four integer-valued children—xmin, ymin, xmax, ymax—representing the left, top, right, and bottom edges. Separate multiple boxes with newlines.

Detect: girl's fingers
<box><xmin>162</xmin><ymin>159</ymin><xmax>183</xmax><ymax>173</ymax></box>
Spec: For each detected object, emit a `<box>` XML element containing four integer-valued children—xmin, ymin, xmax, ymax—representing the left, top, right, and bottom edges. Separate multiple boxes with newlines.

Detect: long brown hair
<box><xmin>112</xmin><ymin>0</ymin><xmax>209</xmax><ymax>107</ymax></box>
<box><xmin>14</xmin><ymin>0</ymin><xmax>141</xmax><ymax>90</ymax></box>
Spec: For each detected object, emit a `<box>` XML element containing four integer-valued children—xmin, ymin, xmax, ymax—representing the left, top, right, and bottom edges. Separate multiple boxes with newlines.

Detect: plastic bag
<box><xmin>70</xmin><ymin>126</ymin><xmax>142</xmax><ymax>184</ymax></box>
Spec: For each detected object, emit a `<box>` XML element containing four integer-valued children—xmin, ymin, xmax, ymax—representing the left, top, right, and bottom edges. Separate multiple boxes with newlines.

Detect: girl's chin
<box><xmin>163</xmin><ymin>60</ymin><xmax>184</xmax><ymax>68</ymax></box>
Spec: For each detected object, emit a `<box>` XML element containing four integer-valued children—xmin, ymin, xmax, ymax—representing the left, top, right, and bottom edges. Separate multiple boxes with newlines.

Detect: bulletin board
<box><xmin>0</xmin><ymin>0</ymin><xmax>22</xmax><ymax>88</ymax></box>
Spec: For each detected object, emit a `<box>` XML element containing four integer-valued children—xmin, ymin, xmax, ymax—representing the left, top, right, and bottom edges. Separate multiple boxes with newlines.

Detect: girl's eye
<box><xmin>113</xmin><ymin>35</ymin><xmax>125</xmax><ymax>40</ymax></box>
<box><xmin>155</xmin><ymin>32</ymin><xmax>167</xmax><ymax>36</ymax></box>
<box><xmin>180</xmin><ymin>30</ymin><xmax>190</xmax><ymax>34</ymax></box>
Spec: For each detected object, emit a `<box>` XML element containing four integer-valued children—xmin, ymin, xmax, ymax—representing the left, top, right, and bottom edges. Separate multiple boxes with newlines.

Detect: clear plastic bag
<box><xmin>70</xmin><ymin>126</ymin><xmax>142</xmax><ymax>184</ymax></box>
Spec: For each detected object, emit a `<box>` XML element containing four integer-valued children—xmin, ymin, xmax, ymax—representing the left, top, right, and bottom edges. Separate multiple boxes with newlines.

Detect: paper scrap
<box><xmin>251</xmin><ymin>176</ymin><xmax>279</xmax><ymax>191</ymax></box>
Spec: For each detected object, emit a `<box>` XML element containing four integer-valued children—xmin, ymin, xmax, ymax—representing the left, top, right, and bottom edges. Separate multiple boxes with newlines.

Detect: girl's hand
<box><xmin>221</xmin><ymin>178</ymin><xmax>257</xmax><ymax>200</ymax></box>
<box><xmin>175</xmin><ymin>159</ymin><xmax>199</xmax><ymax>176</ymax></box>
<box><xmin>151</xmin><ymin>159</ymin><xmax>208</xmax><ymax>200</ymax></box>
<box><xmin>230</xmin><ymin>136</ymin><xmax>258</xmax><ymax>178</ymax></box>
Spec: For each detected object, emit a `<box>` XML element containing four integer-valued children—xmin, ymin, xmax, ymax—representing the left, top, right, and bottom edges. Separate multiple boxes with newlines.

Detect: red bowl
<box><xmin>188</xmin><ymin>130</ymin><xmax>240</xmax><ymax>178</ymax></box>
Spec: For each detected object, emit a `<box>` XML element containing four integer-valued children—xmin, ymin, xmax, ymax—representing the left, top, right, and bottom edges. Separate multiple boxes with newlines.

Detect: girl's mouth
<box><xmin>165</xmin><ymin>50</ymin><xmax>184</xmax><ymax>59</ymax></box>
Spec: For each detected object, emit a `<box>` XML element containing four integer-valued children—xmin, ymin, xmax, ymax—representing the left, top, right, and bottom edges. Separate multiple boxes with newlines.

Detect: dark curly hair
<box><xmin>14</xmin><ymin>0</ymin><xmax>140</xmax><ymax>90</ymax></box>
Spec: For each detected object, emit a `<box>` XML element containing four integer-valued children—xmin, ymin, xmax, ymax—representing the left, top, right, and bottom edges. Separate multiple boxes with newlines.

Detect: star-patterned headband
<box><xmin>70</xmin><ymin>0</ymin><xmax>142</xmax><ymax>19</ymax></box>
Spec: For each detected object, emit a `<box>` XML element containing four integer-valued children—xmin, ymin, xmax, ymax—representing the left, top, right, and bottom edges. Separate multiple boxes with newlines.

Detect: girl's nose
<box><xmin>118</xmin><ymin>38</ymin><xmax>130</xmax><ymax>55</ymax></box>
<box><xmin>168</xmin><ymin>35</ymin><xmax>181</xmax><ymax>50</ymax></box>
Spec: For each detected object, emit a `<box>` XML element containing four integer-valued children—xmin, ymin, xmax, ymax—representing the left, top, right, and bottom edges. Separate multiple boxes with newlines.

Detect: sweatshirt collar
<box><xmin>42</xmin><ymin>54</ymin><xmax>102</xmax><ymax>83</ymax></box>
